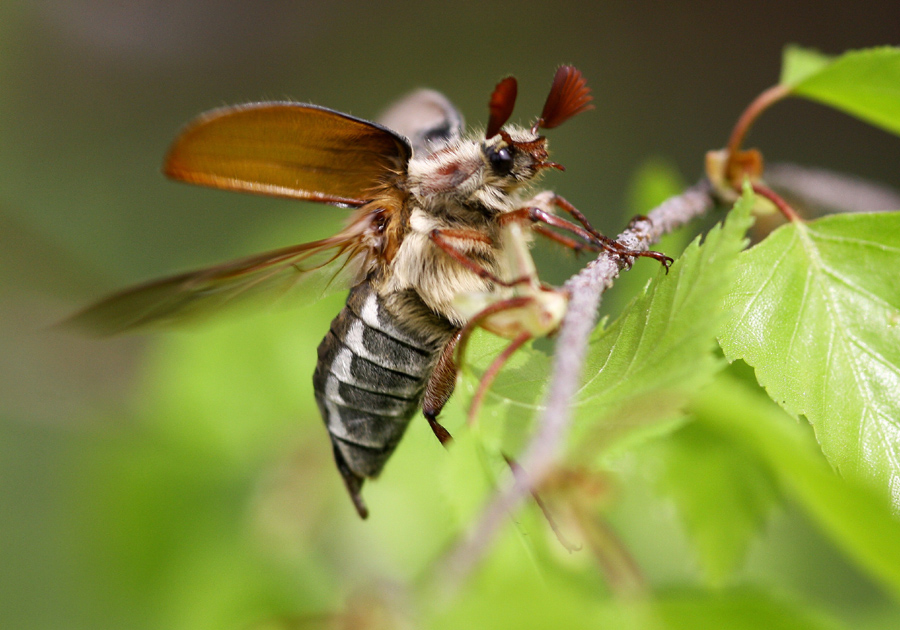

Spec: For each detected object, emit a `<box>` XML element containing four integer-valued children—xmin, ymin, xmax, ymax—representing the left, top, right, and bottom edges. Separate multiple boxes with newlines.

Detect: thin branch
<box><xmin>766</xmin><ymin>163</ymin><xmax>900</xmax><ymax>215</ymax></box>
<box><xmin>434</xmin><ymin>179</ymin><xmax>716</xmax><ymax>594</ymax></box>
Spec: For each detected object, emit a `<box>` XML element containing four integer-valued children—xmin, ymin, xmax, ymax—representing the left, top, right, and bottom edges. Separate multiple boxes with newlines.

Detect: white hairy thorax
<box><xmin>382</xmin><ymin>126</ymin><xmax>557</xmax><ymax>326</ymax></box>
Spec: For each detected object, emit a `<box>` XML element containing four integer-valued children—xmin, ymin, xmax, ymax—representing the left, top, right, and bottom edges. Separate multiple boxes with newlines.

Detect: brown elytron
<box><xmin>70</xmin><ymin>67</ymin><xmax>669</xmax><ymax>518</ymax></box>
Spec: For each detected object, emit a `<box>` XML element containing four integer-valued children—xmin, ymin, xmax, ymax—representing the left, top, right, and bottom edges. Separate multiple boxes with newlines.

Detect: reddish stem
<box><xmin>752</xmin><ymin>182</ymin><xmax>802</xmax><ymax>223</ymax></box>
<box><xmin>725</xmin><ymin>84</ymin><xmax>790</xmax><ymax>159</ymax></box>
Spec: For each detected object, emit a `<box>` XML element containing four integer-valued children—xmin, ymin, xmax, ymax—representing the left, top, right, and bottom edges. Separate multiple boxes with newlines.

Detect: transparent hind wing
<box><xmin>67</xmin><ymin>225</ymin><xmax>370</xmax><ymax>336</ymax></box>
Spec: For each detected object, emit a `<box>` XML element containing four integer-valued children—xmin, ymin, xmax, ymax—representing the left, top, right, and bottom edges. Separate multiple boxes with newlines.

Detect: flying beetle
<box><xmin>71</xmin><ymin>67</ymin><xmax>670</xmax><ymax>518</ymax></box>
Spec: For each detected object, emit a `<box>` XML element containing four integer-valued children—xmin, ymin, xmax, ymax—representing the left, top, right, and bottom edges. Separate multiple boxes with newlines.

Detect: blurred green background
<box><xmin>3</xmin><ymin>2</ymin><xmax>900</xmax><ymax>629</ymax></box>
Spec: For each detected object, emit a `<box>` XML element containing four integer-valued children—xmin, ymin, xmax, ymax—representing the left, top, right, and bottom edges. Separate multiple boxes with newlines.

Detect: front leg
<box><xmin>548</xmin><ymin>193</ymin><xmax>674</xmax><ymax>269</ymax></box>
<box><xmin>509</xmin><ymin>192</ymin><xmax>674</xmax><ymax>271</ymax></box>
<box><xmin>498</xmin><ymin>205</ymin><xmax>619</xmax><ymax>252</ymax></box>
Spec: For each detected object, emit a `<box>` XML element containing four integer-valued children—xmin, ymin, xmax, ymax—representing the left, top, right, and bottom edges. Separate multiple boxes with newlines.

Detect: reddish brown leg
<box><xmin>549</xmin><ymin>194</ymin><xmax>610</xmax><ymax>244</ymax></box>
<box><xmin>498</xmin><ymin>206</ymin><xmax>619</xmax><ymax>252</ymax></box>
<box><xmin>423</xmin><ymin>296</ymin><xmax>555</xmax><ymax>444</ymax></box>
<box><xmin>551</xmin><ymin>195</ymin><xmax>650</xmax><ymax>260</ymax></box>
<box><xmin>422</xmin><ymin>331</ymin><xmax>463</xmax><ymax>446</ymax></box>
<box><xmin>622</xmin><ymin>214</ymin><xmax>675</xmax><ymax>269</ymax></box>
<box><xmin>503</xmin><ymin>454</ymin><xmax>581</xmax><ymax>553</ymax></box>
<box><xmin>467</xmin><ymin>331</ymin><xmax>532</xmax><ymax>426</ymax></box>
<box><xmin>516</xmin><ymin>194</ymin><xmax>675</xmax><ymax>271</ymax></box>
<box><xmin>532</xmin><ymin>225</ymin><xmax>598</xmax><ymax>253</ymax></box>
<box><xmin>430</xmin><ymin>229</ymin><xmax>533</xmax><ymax>288</ymax></box>
<box><xmin>453</xmin><ymin>296</ymin><xmax>535</xmax><ymax>364</ymax></box>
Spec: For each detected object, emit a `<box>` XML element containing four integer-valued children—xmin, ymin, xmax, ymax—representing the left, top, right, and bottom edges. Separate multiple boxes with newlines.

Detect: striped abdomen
<box><xmin>313</xmin><ymin>281</ymin><xmax>454</xmax><ymax>517</ymax></box>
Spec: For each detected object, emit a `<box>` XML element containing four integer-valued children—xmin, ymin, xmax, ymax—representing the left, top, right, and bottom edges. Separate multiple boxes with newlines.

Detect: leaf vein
<box><xmin>809</xmin><ymin>229</ymin><xmax>900</xmax><ymax>255</ymax></box>
<box><xmin>734</xmin><ymin>230</ymin><xmax>798</xmax><ymax>328</ymax></box>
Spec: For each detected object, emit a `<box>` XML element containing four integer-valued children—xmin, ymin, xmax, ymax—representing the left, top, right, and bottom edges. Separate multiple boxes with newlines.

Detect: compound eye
<box><xmin>488</xmin><ymin>145</ymin><xmax>514</xmax><ymax>175</ymax></box>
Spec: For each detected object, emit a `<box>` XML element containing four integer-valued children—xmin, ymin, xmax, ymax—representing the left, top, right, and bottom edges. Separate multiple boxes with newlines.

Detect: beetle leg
<box><xmin>546</xmin><ymin>193</ymin><xmax>610</xmax><ymax>243</ymax></box>
<box><xmin>531</xmin><ymin>224</ymin><xmax>597</xmax><ymax>253</ymax></box>
<box><xmin>467</xmin><ymin>331</ymin><xmax>532</xmax><ymax>425</ymax></box>
<box><xmin>453</xmin><ymin>295</ymin><xmax>535</xmax><ymax>363</ymax></box>
<box><xmin>623</xmin><ymin>214</ymin><xmax>674</xmax><ymax>269</ymax></box>
<box><xmin>499</xmin><ymin>206</ymin><xmax>616</xmax><ymax>251</ymax></box>
<box><xmin>553</xmin><ymin>196</ymin><xmax>675</xmax><ymax>270</ymax></box>
<box><xmin>430</xmin><ymin>229</ymin><xmax>533</xmax><ymax>288</ymax></box>
<box><xmin>508</xmin><ymin>193</ymin><xmax>674</xmax><ymax>271</ymax></box>
<box><xmin>422</xmin><ymin>331</ymin><xmax>462</xmax><ymax>446</ymax></box>
<box><xmin>423</xmin><ymin>296</ymin><xmax>554</xmax><ymax>442</ymax></box>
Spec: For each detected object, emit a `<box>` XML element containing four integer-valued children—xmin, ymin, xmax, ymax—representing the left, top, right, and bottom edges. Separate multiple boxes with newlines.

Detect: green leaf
<box><xmin>693</xmin><ymin>374</ymin><xmax>900</xmax><ymax>599</ymax></box>
<box><xmin>608</xmin><ymin>159</ymin><xmax>694</xmax><ymax>317</ymax></box>
<box><xmin>651</xmin><ymin>419</ymin><xmax>781</xmax><ymax>585</ymax></box>
<box><xmin>454</xmin><ymin>330</ymin><xmax>556</xmax><ymax>453</ymax></box>
<box><xmin>424</xmin><ymin>529</ymin><xmax>606</xmax><ymax>630</ymax></box>
<box><xmin>780</xmin><ymin>45</ymin><xmax>832</xmax><ymax>87</ymax></box>
<box><xmin>782</xmin><ymin>46</ymin><xmax>900</xmax><ymax>137</ymax></box>
<box><xmin>422</xmin><ymin>510</ymin><xmax>842</xmax><ymax>630</ymax></box>
<box><xmin>652</xmin><ymin>587</ymin><xmax>842</xmax><ymax>630</ymax></box>
<box><xmin>568</xmin><ymin>188</ymin><xmax>755</xmax><ymax>454</ymax></box>
<box><xmin>463</xmin><ymin>189</ymin><xmax>754</xmax><ymax>459</ymax></box>
<box><xmin>719</xmin><ymin>212</ymin><xmax>900</xmax><ymax>508</ymax></box>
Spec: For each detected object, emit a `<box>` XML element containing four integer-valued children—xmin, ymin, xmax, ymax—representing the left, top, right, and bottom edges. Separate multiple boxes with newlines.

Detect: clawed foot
<box><xmin>425</xmin><ymin>413</ymin><xmax>453</xmax><ymax>446</ymax></box>
<box><xmin>590</xmin><ymin>237</ymin><xmax>674</xmax><ymax>273</ymax></box>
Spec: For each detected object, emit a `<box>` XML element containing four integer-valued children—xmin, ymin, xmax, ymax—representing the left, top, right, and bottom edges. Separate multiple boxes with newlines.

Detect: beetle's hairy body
<box><xmin>71</xmin><ymin>66</ymin><xmax>604</xmax><ymax>518</ymax></box>
<box><xmin>316</xmin><ymin>126</ymin><xmax>545</xmax><ymax>508</ymax></box>
<box><xmin>313</xmin><ymin>282</ymin><xmax>456</xmax><ymax>513</ymax></box>
<box><xmin>378</xmin><ymin>125</ymin><xmax>541</xmax><ymax>326</ymax></box>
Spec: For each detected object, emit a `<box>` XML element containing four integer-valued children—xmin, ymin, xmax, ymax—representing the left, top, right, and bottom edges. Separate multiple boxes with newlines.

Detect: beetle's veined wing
<box><xmin>69</xmin><ymin>102</ymin><xmax>412</xmax><ymax>334</ymax></box>
<box><xmin>376</xmin><ymin>89</ymin><xmax>464</xmax><ymax>158</ymax></box>
<box><xmin>66</xmin><ymin>219</ymin><xmax>372</xmax><ymax>336</ymax></box>
<box><xmin>164</xmin><ymin>102</ymin><xmax>412</xmax><ymax>206</ymax></box>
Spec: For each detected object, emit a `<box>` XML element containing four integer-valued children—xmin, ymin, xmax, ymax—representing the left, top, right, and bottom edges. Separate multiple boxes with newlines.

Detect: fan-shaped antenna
<box><xmin>535</xmin><ymin>66</ymin><xmax>594</xmax><ymax>132</ymax></box>
<box><xmin>485</xmin><ymin>76</ymin><xmax>518</xmax><ymax>138</ymax></box>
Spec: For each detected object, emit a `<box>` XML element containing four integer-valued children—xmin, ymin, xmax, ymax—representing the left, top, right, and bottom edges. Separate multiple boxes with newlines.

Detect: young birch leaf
<box><xmin>694</xmin><ymin>374</ymin><xmax>900</xmax><ymax>598</ymax></box>
<box><xmin>782</xmin><ymin>46</ymin><xmax>900</xmax><ymax>137</ymax></box>
<box><xmin>650</xmin><ymin>419</ymin><xmax>781</xmax><ymax>586</ymax></box>
<box><xmin>651</xmin><ymin>587</ymin><xmax>843</xmax><ymax>630</ymax></box>
<box><xmin>568</xmin><ymin>189</ymin><xmax>755</xmax><ymax>454</ymax></box>
<box><xmin>779</xmin><ymin>45</ymin><xmax>832</xmax><ymax>86</ymax></box>
<box><xmin>719</xmin><ymin>212</ymin><xmax>900</xmax><ymax>508</ymax></box>
<box><xmin>459</xmin><ymin>191</ymin><xmax>753</xmax><ymax>461</ymax></box>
